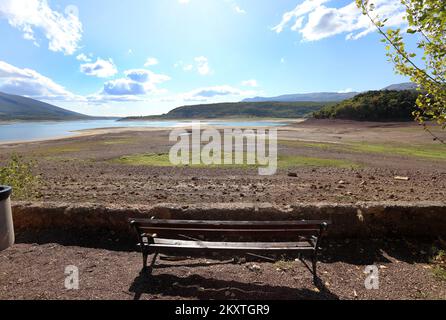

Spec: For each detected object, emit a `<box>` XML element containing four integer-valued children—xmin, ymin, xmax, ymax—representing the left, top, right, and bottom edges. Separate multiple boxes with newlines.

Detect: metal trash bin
<box><xmin>0</xmin><ymin>186</ymin><xmax>14</xmax><ymax>251</ymax></box>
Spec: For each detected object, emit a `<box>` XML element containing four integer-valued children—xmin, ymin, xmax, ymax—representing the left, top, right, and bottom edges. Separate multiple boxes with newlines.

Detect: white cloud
<box><xmin>102</xmin><ymin>79</ymin><xmax>148</xmax><ymax>96</ymax></box>
<box><xmin>242</xmin><ymin>79</ymin><xmax>258</xmax><ymax>87</ymax></box>
<box><xmin>125</xmin><ymin>69</ymin><xmax>171</xmax><ymax>84</ymax></box>
<box><xmin>174</xmin><ymin>61</ymin><xmax>194</xmax><ymax>72</ymax></box>
<box><xmin>194</xmin><ymin>56</ymin><xmax>211</xmax><ymax>76</ymax></box>
<box><xmin>176</xmin><ymin>57</ymin><xmax>212</xmax><ymax>75</ymax></box>
<box><xmin>234</xmin><ymin>5</ymin><xmax>246</xmax><ymax>14</ymax></box>
<box><xmin>225</xmin><ymin>0</ymin><xmax>246</xmax><ymax>14</ymax></box>
<box><xmin>338</xmin><ymin>88</ymin><xmax>354</xmax><ymax>93</ymax></box>
<box><xmin>0</xmin><ymin>60</ymin><xmax>81</xmax><ymax>101</ymax></box>
<box><xmin>183</xmin><ymin>64</ymin><xmax>193</xmax><ymax>72</ymax></box>
<box><xmin>273</xmin><ymin>0</ymin><xmax>406</xmax><ymax>41</ymax></box>
<box><xmin>273</xmin><ymin>0</ymin><xmax>329</xmax><ymax>33</ymax></box>
<box><xmin>80</xmin><ymin>58</ymin><xmax>118</xmax><ymax>78</ymax></box>
<box><xmin>87</xmin><ymin>93</ymin><xmax>146</xmax><ymax>103</ymax></box>
<box><xmin>144</xmin><ymin>57</ymin><xmax>159</xmax><ymax>67</ymax></box>
<box><xmin>185</xmin><ymin>85</ymin><xmax>256</xmax><ymax>99</ymax></box>
<box><xmin>100</xmin><ymin>69</ymin><xmax>170</xmax><ymax>97</ymax></box>
<box><xmin>0</xmin><ymin>0</ymin><xmax>82</xmax><ymax>55</ymax></box>
<box><xmin>76</xmin><ymin>53</ymin><xmax>91</xmax><ymax>62</ymax></box>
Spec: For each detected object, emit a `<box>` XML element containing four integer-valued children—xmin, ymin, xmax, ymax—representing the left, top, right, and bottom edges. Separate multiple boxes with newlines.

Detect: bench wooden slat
<box><xmin>149</xmin><ymin>238</ymin><xmax>315</xmax><ymax>251</ymax></box>
<box><xmin>139</xmin><ymin>227</ymin><xmax>321</xmax><ymax>233</ymax></box>
<box><xmin>132</xmin><ymin>219</ymin><xmax>330</xmax><ymax>228</ymax></box>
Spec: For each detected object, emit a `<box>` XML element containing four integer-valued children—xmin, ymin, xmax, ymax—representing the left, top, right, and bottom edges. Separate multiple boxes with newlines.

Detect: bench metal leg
<box><xmin>312</xmin><ymin>255</ymin><xmax>317</xmax><ymax>279</ymax></box>
<box><xmin>142</xmin><ymin>251</ymin><xmax>149</xmax><ymax>271</ymax></box>
<box><xmin>141</xmin><ymin>251</ymin><xmax>158</xmax><ymax>275</ymax></box>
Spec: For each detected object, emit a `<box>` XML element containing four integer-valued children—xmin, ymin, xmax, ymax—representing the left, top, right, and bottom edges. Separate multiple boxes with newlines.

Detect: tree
<box><xmin>356</xmin><ymin>0</ymin><xmax>446</xmax><ymax>141</ymax></box>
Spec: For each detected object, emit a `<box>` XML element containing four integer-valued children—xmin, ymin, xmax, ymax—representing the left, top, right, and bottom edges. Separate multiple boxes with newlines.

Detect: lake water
<box><xmin>0</xmin><ymin>120</ymin><xmax>288</xmax><ymax>143</ymax></box>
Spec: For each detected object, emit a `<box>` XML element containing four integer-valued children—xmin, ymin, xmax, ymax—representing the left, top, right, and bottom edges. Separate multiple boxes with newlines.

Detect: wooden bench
<box><xmin>129</xmin><ymin>218</ymin><xmax>330</xmax><ymax>279</ymax></box>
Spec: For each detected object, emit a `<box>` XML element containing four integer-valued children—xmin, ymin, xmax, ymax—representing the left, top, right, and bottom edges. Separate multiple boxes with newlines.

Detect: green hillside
<box><xmin>313</xmin><ymin>90</ymin><xmax>419</xmax><ymax>121</ymax></box>
<box><xmin>121</xmin><ymin>101</ymin><xmax>330</xmax><ymax>121</ymax></box>
<box><xmin>0</xmin><ymin>92</ymin><xmax>91</xmax><ymax>121</ymax></box>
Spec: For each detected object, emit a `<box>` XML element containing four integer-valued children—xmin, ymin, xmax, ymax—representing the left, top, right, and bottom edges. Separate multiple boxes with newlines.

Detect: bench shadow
<box><xmin>15</xmin><ymin>229</ymin><xmax>136</xmax><ymax>252</ymax></box>
<box><xmin>129</xmin><ymin>271</ymin><xmax>339</xmax><ymax>300</ymax></box>
<box><xmin>318</xmin><ymin>238</ymin><xmax>435</xmax><ymax>266</ymax></box>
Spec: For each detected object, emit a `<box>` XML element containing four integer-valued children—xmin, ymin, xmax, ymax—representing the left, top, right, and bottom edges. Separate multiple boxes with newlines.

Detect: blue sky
<box><xmin>0</xmin><ymin>0</ymin><xmax>411</xmax><ymax>116</ymax></box>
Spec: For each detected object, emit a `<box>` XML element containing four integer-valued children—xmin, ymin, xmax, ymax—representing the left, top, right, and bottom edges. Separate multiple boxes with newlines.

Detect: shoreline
<box><xmin>0</xmin><ymin>119</ymin><xmax>300</xmax><ymax>146</ymax></box>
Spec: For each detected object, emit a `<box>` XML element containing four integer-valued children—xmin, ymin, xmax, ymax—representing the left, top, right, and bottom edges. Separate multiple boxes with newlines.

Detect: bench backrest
<box><xmin>130</xmin><ymin>219</ymin><xmax>330</xmax><ymax>242</ymax></box>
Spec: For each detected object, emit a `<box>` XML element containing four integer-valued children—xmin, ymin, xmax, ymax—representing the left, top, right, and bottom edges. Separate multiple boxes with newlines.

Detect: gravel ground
<box><xmin>0</xmin><ymin>234</ymin><xmax>444</xmax><ymax>300</ymax></box>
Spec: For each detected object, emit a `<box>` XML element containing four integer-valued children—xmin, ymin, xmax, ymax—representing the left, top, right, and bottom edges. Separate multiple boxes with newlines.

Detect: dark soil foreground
<box><xmin>0</xmin><ymin>233</ymin><xmax>445</xmax><ymax>300</ymax></box>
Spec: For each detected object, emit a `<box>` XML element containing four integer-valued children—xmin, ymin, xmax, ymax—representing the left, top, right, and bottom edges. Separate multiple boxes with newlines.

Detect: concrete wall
<box><xmin>11</xmin><ymin>201</ymin><xmax>446</xmax><ymax>238</ymax></box>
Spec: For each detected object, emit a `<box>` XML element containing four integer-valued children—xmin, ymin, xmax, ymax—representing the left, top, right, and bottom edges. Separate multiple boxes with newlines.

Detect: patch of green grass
<box><xmin>0</xmin><ymin>154</ymin><xmax>40</xmax><ymax>200</ymax></box>
<box><xmin>34</xmin><ymin>141</ymin><xmax>98</xmax><ymax>156</ymax></box>
<box><xmin>39</xmin><ymin>146</ymin><xmax>83</xmax><ymax>154</ymax></box>
<box><xmin>432</xmin><ymin>266</ymin><xmax>446</xmax><ymax>281</ymax></box>
<box><xmin>430</xmin><ymin>247</ymin><xmax>446</xmax><ymax>263</ymax></box>
<box><xmin>429</xmin><ymin>247</ymin><xmax>446</xmax><ymax>282</ymax></box>
<box><xmin>350</xmin><ymin>143</ymin><xmax>446</xmax><ymax>161</ymax></box>
<box><xmin>278</xmin><ymin>155</ymin><xmax>360</xmax><ymax>168</ymax></box>
<box><xmin>35</xmin><ymin>138</ymin><xmax>140</xmax><ymax>157</ymax></box>
<box><xmin>101</xmin><ymin>138</ymin><xmax>140</xmax><ymax>145</ymax></box>
<box><xmin>274</xmin><ymin>260</ymin><xmax>295</xmax><ymax>271</ymax></box>
<box><xmin>279</xmin><ymin>139</ymin><xmax>344</xmax><ymax>151</ymax></box>
<box><xmin>117</xmin><ymin>153</ymin><xmax>173</xmax><ymax>166</ymax></box>
<box><xmin>279</xmin><ymin>139</ymin><xmax>446</xmax><ymax>161</ymax></box>
<box><xmin>114</xmin><ymin>152</ymin><xmax>361</xmax><ymax>169</ymax></box>
<box><xmin>115</xmin><ymin>153</ymin><xmax>256</xmax><ymax>168</ymax></box>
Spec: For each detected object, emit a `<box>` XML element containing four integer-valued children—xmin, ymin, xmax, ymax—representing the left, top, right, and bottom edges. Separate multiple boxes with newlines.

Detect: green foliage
<box><xmin>432</xmin><ymin>265</ymin><xmax>446</xmax><ymax>281</ymax></box>
<box><xmin>120</xmin><ymin>101</ymin><xmax>329</xmax><ymax>120</ymax></box>
<box><xmin>313</xmin><ymin>90</ymin><xmax>419</xmax><ymax>121</ymax></box>
<box><xmin>356</xmin><ymin>0</ymin><xmax>446</xmax><ymax>128</ymax></box>
<box><xmin>430</xmin><ymin>246</ymin><xmax>446</xmax><ymax>281</ymax></box>
<box><xmin>0</xmin><ymin>154</ymin><xmax>40</xmax><ymax>200</ymax></box>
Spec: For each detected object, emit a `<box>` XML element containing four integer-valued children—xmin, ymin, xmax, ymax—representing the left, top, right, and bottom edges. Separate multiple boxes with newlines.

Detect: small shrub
<box><xmin>0</xmin><ymin>154</ymin><xmax>40</xmax><ymax>200</ymax></box>
<box><xmin>430</xmin><ymin>246</ymin><xmax>446</xmax><ymax>263</ymax></box>
<box><xmin>274</xmin><ymin>259</ymin><xmax>295</xmax><ymax>271</ymax></box>
<box><xmin>432</xmin><ymin>266</ymin><xmax>446</xmax><ymax>282</ymax></box>
<box><xmin>430</xmin><ymin>246</ymin><xmax>446</xmax><ymax>282</ymax></box>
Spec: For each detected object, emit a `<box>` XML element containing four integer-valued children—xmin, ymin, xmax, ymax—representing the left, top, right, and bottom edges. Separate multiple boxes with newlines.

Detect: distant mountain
<box><xmin>120</xmin><ymin>101</ymin><xmax>329</xmax><ymax>121</ymax></box>
<box><xmin>0</xmin><ymin>92</ymin><xmax>92</xmax><ymax>121</ymax></box>
<box><xmin>382</xmin><ymin>82</ymin><xmax>418</xmax><ymax>91</ymax></box>
<box><xmin>242</xmin><ymin>92</ymin><xmax>359</xmax><ymax>103</ymax></box>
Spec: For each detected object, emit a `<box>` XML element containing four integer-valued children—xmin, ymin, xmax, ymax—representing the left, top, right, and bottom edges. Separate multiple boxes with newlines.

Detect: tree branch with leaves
<box><xmin>356</xmin><ymin>0</ymin><xmax>446</xmax><ymax>141</ymax></box>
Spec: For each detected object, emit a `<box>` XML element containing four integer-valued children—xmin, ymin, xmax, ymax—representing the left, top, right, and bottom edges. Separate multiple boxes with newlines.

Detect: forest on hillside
<box><xmin>121</xmin><ymin>101</ymin><xmax>329</xmax><ymax>120</ymax></box>
<box><xmin>313</xmin><ymin>90</ymin><xmax>419</xmax><ymax>121</ymax></box>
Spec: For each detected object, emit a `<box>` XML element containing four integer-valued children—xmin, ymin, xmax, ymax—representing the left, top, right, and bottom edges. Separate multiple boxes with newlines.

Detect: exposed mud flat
<box><xmin>1</xmin><ymin>120</ymin><xmax>444</xmax><ymax>205</ymax></box>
